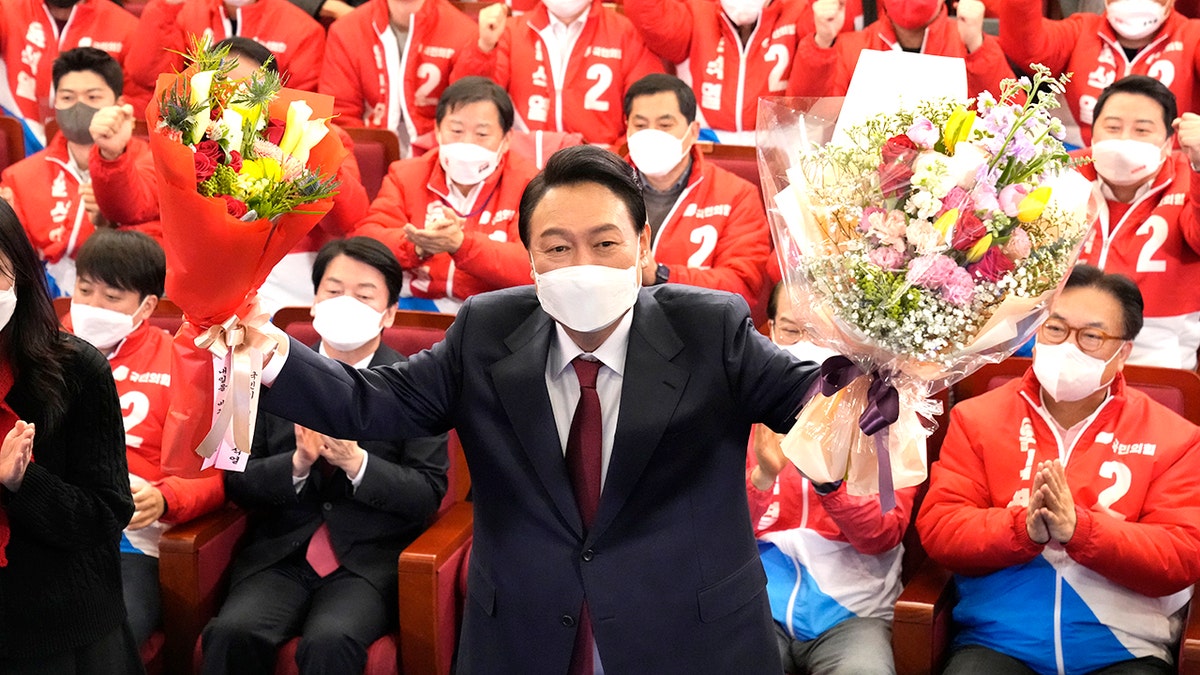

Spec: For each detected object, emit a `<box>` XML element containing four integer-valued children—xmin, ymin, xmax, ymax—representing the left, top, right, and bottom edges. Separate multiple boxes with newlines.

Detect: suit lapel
<box><xmin>589</xmin><ymin>293</ymin><xmax>688</xmax><ymax>544</ymax></box>
<box><xmin>490</xmin><ymin>309</ymin><xmax>584</xmax><ymax>538</ymax></box>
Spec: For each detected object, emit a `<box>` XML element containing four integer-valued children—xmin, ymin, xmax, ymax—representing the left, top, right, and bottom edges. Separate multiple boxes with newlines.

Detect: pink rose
<box><xmin>1002</xmin><ymin>227</ymin><xmax>1032</xmax><ymax>261</ymax></box>
<box><xmin>950</xmin><ymin>211</ymin><xmax>988</xmax><ymax>251</ymax></box>
<box><xmin>966</xmin><ymin>246</ymin><xmax>1016</xmax><ymax>282</ymax></box>
<box><xmin>221</xmin><ymin>195</ymin><xmax>249</xmax><ymax>218</ymax></box>
<box><xmin>868</xmin><ymin>245</ymin><xmax>906</xmax><ymax>271</ymax></box>
<box><xmin>940</xmin><ymin>268</ymin><xmax>976</xmax><ymax>307</ymax></box>
<box><xmin>905</xmin><ymin>118</ymin><xmax>940</xmax><ymax>149</ymax></box>
<box><xmin>905</xmin><ymin>254</ymin><xmax>958</xmax><ymax>289</ymax></box>
<box><xmin>194</xmin><ymin>151</ymin><xmax>217</xmax><ymax>183</ymax></box>
<box><xmin>998</xmin><ymin>184</ymin><xmax>1030</xmax><ymax>218</ymax></box>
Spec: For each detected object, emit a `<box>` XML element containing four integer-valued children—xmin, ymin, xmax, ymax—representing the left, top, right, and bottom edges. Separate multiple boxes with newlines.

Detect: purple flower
<box><xmin>906</xmin><ymin>254</ymin><xmax>959</xmax><ymax>289</ymax></box>
<box><xmin>966</xmin><ymin>246</ymin><xmax>1016</xmax><ymax>282</ymax></box>
<box><xmin>869</xmin><ymin>245</ymin><xmax>907</xmax><ymax>271</ymax></box>
<box><xmin>998</xmin><ymin>184</ymin><xmax>1030</xmax><ymax>218</ymax></box>
<box><xmin>1008</xmin><ymin>133</ymin><xmax>1036</xmax><ymax>163</ymax></box>
<box><xmin>940</xmin><ymin>267</ymin><xmax>976</xmax><ymax>306</ymax></box>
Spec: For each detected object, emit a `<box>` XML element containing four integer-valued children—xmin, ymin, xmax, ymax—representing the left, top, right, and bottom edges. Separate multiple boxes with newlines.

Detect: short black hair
<box><xmin>312</xmin><ymin>237</ymin><xmax>403</xmax><ymax>306</ymax></box>
<box><xmin>623</xmin><ymin>73</ymin><xmax>697</xmax><ymax>124</ymax></box>
<box><xmin>1093</xmin><ymin>75</ymin><xmax>1177</xmax><ymax>138</ymax></box>
<box><xmin>1063</xmin><ymin>264</ymin><xmax>1144</xmax><ymax>339</ymax></box>
<box><xmin>75</xmin><ymin>230</ymin><xmax>166</xmax><ymax>300</ymax></box>
<box><xmin>767</xmin><ymin>281</ymin><xmax>787</xmax><ymax>321</ymax></box>
<box><xmin>52</xmin><ymin>47</ymin><xmax>123</xmax><ymax>97</ymax></box>
<box><xmin>215</xmin><ymin>37</ymin><xmax>279</xmax><ymax>75</ymax></box>
<box><xmin>517</xmin><ymin>145</ymin><xmax>647</xmax><ymax>248</ymax></box>
<box><xmin>435</xmin><ymin>76</ymin><xmax>514</xmax><ymax>134</ymax></box>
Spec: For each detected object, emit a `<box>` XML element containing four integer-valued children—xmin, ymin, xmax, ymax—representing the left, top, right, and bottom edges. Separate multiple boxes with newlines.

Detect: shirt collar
<box><xmin>319</xmin><ymin>341</ymin><xmax>376</xmax><ymax>369</ymax></box>
<box><xmin>548</xmin><ymin>7</ymin><xmax>588</xmax><ymax>33</ymax></box>
<box><xmin>548</xmin><ymin>304</ymin><xmax>634</xmax><ymax>378</ymax></box>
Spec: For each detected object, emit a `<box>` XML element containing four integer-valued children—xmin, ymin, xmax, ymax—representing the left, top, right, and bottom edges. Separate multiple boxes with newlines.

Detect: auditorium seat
<box><xmin>0</xmin><ymin>116</ymin><xmax>25</xmax><ymax>172</ymax></box>
<box><xmin>892</xmin><ymin>358</ymin><xmax>1200</xmax><ymax>675</ymax></box>
<box><xmin>345</xmin><ymin>127</ymin><xmax>401</xmax><ymax>202</ymax></box>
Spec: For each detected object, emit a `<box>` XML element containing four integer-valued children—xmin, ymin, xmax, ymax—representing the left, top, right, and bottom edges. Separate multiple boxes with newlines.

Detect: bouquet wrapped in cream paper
<box><xmin>758</xmin><ymin>66</ymin><xmax>1099</xmax><ymax>504</ymax></box>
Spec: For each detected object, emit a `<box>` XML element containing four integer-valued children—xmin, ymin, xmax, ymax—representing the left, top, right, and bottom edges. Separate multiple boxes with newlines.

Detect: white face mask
<box><xmin>1092</xmin><ymin>138</ymin><xmax>1165</xmax><ymax>187</ymax></box>
<box><xmin>543</xmin><ymin>0</ymin><xmax>590</xmax><ymax>20</ymax></box>
<box><xmin>627</xmin><ymin>129</ymin><xmax>688</xmax><ymax>180</ymax></box>
<box><xmin>720</xmin><ymin>0</ymin><xmax>768</xmax><ymax>25</ymax></box>
<box><xmin>533</xmin><ymin>258</ymin><xmax>641</xmax><ymax>333</ymax></box>
<box><xmin>312</xmin><ymin>295</ymin><xmax>386</xmax><ymax>352</ymax></box>
<box><xmin>1032</xmin><ymin>340</ymin><xmax>1121</xmax><ymax>403</ymax></box>
<box><xmin>70</xmin><ymin>301</ymin><xmax>141</xmax><ymax>352</ymax></box>
<box><xmin>0</xmin><ymin>287</ymin><xmax>16</xmax><ymax>334</ymax></box>
<box><xmin>439</xmin><ymin>142</ymin><xmax>502</xmax><ymax>187</ymax></box>
<box><xmin>1106</xmin><ymin>0</ymin><xmax>1167</xmax><ymax>40</ymax></box>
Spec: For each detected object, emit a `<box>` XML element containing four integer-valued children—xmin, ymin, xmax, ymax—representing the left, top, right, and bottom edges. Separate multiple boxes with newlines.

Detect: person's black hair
<box><xmin>214</xmin><ymin>37</ymin><xmax>280</xmax><ymax>75</ymax></box>
<box><xmin>312</xmin><ymin>237</ymin><xmax>403</xmax><ymax>306</ymax></box>
<box><xmin>75</xmin><ymin>230</ymin><xmax>165</xmax><ymax>301</ymax></box>
<box><xmin>1063</xmin><ymin>264</ymin><xmax>1145</xmax><ymax>339</ymax></box>
<box><xmin>623</xmin><ymin>73</ymin><xmax>697</xmax><ymax>124</ymax></box>
<box><xmin>767</xmin><ymin>281</ymin><xmax>787</xmax><ymax>321</ymax></box>
<box><xmin>1093</xmin><ymin>75</ymin><xmax>1177</xmax><ymax>138</ymax></box>
<box><xmin>517</xmin><ymin>146</ymin><xmax>647</xmax><ymax>248</ymax></box>
<box><xmin>435</xmin><ymin>76</ymin><xmax>514</xmax><ymax>134</ymax></box>
<box><xmin>52</xmin><ymin>46</ymin><xmax>123</xmax><ymax>97</ymax></box>
<box><xmin>0</xmin><ymin>200</ymin><xmax>71</xmax><ymax>431</ymax></box>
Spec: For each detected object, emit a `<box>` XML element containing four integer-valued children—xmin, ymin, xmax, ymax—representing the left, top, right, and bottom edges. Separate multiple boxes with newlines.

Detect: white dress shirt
<box><xmin>539</xmin><ymin>9</ymin><xmax>589</xmax><ymax>91</ymax></box>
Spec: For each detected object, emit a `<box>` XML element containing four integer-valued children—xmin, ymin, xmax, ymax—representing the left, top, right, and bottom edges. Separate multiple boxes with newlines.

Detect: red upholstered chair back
<box><xmin>698</xmin><ymin>142</ymin><xmax>760</xmax><ymax>196</ymax></box>
<box><xmin>344</xmin><ymin>127</ymin><xmax>400</xmax><ymax>201</ymax></box>
<box><xmin>0</xmin><ymin>116</ymin><xmax>25</xmax><ymax>171</ymax></box>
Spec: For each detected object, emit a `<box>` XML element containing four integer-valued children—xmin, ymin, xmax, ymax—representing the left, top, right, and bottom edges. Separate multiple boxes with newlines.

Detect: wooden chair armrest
<box><xmin>893</xmin><ymin>560</ymin><xmax>955</xmax><ymax>675</ymax></box>
<box><xmin>158</xmin><ymin>504</ymin><xmax>248</xmax><ymax>675</ymax></box>
<box><xmin>398</xmin><ymin>501</ymin><xmax>474</xmax><ymax>675</ymax></box>
<box><xmin>1179</xmin><ymin>583</ymin><xmax>1200</xmax><ymax>674</ymax></box>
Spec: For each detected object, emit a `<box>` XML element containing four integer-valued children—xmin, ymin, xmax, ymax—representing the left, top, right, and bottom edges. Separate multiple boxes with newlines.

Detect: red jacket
<box><xmin>123</xmin><ymin>0</ymin><xmax>325</xmax><ymax>116</ymax></box>
<box><xmin>0</xmin><ymin>0</ymin><xmax>136</xmax><ymax>147</ymax></box>
<box><xmin>1075</xmin><ymin>150</ymin><xmax>1200</xmax><ymax>368</ymax></box>
<box><xmin>454</xmin><ymin>0</ymin><xmax>665</xmax><ymax>146</ymax></box>
<box><xmin>89</xmin><ymin>140</ymin><xmax>163</xmax><ymax>243</ymax></box>
<box><xmin>624</xmin><ymin>0</ymin><xmax>815</xmax><ymax>134</ymax></box>
<box><xmin>635</xmin><ymin>146</ymin><xmax>771</xmax><ymax>309</ymax></box>
<box><xmin>0</xmin><ymin>134</ymin><xmax>161</xmax><ymax>265</ymax></box>
<box><xmin>320</xmin><ymin>0</ymin><xmax>475</xmax><ymax>141</ymax></box>
<box><xmin>788</xmin><ymin>6</ymin><xmax>1012</xmax><ymax>99</ymax></box>
<box><xmin>1000</xmin><ymin>0</ymin><xmax>1200</xmax><ymax>145</ymax></box>
<box><xmin>351</xmin><ymin>147</ymin><xmax>537</xmax><ymax>302</ymax></box>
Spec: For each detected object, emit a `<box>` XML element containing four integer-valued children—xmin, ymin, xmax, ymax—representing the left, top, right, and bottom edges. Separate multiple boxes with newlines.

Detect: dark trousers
<box><xmin>200</xmin><ymin>553</ymin><xmax>390</xmax><ymax>675</ymax></box>
<box><xmin>121</xmin><ymin>552</ymin><xmax>162</xmax><ymax>646</ymax></box>
<box><xmin>945</xmin><ymin>645</ymin><xmax>1174</xmax><ymax>675</ymax></box>
<box><xmin>0</xmin><ymin>621</ymin><xmax>144</xmax><ymax>675</ymax></box>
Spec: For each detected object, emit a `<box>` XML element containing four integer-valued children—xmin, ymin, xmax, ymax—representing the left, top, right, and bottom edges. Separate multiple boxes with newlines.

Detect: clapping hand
<box><xmin>0</xmin><ymin>420</ymin><xmax>34</xmax><ymax>492</ymax></box>
<box><xmin>318</xmin><ymin>435</ymin><xmax>365</xmax><ymax>477</ymax></box>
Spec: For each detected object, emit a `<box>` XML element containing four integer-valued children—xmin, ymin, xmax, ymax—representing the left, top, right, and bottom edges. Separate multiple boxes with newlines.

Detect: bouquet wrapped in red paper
<box><xmin>148</xmin><ymin>40</ymin><xmax>345</xmax><ymax>477</ymax></box>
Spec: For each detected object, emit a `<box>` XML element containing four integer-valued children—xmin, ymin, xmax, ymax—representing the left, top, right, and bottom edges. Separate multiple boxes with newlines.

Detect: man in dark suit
<box><xmin>258</xmin><ymin>146</ymin><xmax>817</xmax><ymax>673</ymax></box>
<box><xmin>202</xmin><ymin>237</ymin><xmax>449</xmax><ymax>675</ymax></box>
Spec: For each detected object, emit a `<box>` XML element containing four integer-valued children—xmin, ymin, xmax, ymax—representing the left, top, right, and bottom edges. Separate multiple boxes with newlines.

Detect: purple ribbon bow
<box><xmin>816</xmin><ymin>355</ymin><xmax>899</xmax><ymax>512</ymax></box>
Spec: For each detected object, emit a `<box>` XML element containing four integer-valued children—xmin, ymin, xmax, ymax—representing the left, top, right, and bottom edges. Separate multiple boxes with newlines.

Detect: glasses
<box><xmin>1039</xmin><ymin>319</ymin><xmax>1126</xmax><ymax>354</ymax></box>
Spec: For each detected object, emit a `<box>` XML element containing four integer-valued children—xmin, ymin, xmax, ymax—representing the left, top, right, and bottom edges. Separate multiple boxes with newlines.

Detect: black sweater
<box><xmin>0</xmin><ymin>334</ymin><xmax>133</xmax><ymax>659</ymax></box>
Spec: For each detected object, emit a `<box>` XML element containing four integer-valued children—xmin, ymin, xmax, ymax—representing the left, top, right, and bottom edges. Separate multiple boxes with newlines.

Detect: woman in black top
<box><xmin>0</xmin><ymin>199</ymin><xmax>141</xmax><ymax>674</ymax></box>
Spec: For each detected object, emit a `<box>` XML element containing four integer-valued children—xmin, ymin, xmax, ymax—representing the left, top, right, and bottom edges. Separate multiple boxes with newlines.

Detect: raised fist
<box><xmin>813</xmin><ymin>0</ymin><xmax>845</xmax><ymax>50</ymax></box>
<box><xmin>1175</xmin><ymin>112</ymin><xmax>1200</xmax><ymax>170</ymax></box>
<box><xmin>478</xmin><ymin>3</ymin><xmax>508</xmax><ymax>53</ymax></box>
<box><xmin>956</xmin><ymin>0</ymin><xmax>986</xmax><ymax>53</ymax></box>
<box><xmin>90</xmin><ymin>103</ymin><xmax>135</xmax><ymax>161</ymax></box>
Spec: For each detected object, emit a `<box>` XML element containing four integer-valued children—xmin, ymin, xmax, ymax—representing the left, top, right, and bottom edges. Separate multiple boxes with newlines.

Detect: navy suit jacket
<box><xmin>261</xmin><ymin>285</ymin><xmax>818</xmax><ymax>674</ymax></box>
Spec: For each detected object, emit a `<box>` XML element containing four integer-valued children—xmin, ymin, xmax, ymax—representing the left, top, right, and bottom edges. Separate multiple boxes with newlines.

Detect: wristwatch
<box><xmin>654</xmin><ymin>263</ymin><xmax>670</xmax><ymax>285</ymax></box>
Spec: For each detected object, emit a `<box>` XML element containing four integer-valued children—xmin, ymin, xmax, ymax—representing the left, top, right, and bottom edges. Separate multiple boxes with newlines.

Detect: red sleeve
<box><xmin>667</xmin><ymin>180</ymin><xmax>769</xmax><ymax>306</ymax></box>
<box><xmin>1063</xmin><ymin>428</ymin><xmax>1200</xmax><ymax>597</ymax></box>
<box><xmin>89</xmin><ymin>142</ymin><xmax>160</xmax><ymax>226</ymax></box>
<box><xmin>349</xmin><ymin>162</ymin><xmax>420</xmax><ymax>267</ymax></box>
<box><xmin>450</xmin><ymin>29</ymin><xmax>508</xmax><ymax>86</ymax></box>
<box><xmin>282</xmin><ymin>21</ymin><xmax>325</xmax><ymax>93</ymax></box>
<box><xmin>123</xmin><ymin>0</ymin><xmax>189</xmax><ymax>115</ymax></box>
<box><xmin>916</xmin><ymin>407</ymin><xmax>1046</xmax><ymax>575</ymax></box>
<box><xmin>319</xmin><ymin>23</ymin><xmax>367</xmax><ymax>127</ymax></box>
<box><xmin>965</xmin><ymin>35</ymin><xmax>1015</xmax><ymax>98</ymax></box>
<box><xmin>623</xmin><ymin>0</ymin><xmax>694</xmax><ymax>65</ymax></box>
<box><xmin>316</xmin><ymin>130</ymin><xmax>370</xmax><ymax>237</ymax></box>
<box><xmin>819</xmin><ymin>484</ymin><xmax>916</xmax><ymax>555</ymax></box>
<box><xmin>786</xmin><ymin>34</ymin><xmax>841</xmax><ymax>97</ymax></box>
<box><xmin>997</xmin><ymin>0</ymin><xmax>1079</xmax><ymax>75</ymax></box>
<box><xmin>1180</xmin><ymin>165</ymin><xmax>1200</xmax><ymax>254</ymax></box>
<box><xmin>450</xmin><ymin>230</ymin><xmax>532</xmax><ymax>289</ymax></box>
<box><xmin>621</xmin><ymin>22</ymin><xmax>668</xmax><ymax>91</ymax></box>
<box><xmin>157</xmin><ymin>472</ymin><xmax>225</xmax><ymax>524</ymax></box>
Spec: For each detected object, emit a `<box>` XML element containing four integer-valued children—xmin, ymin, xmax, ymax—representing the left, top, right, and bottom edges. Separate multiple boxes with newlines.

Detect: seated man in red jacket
<box><xmin>788</xmin><ymin>0</ymin><xmax>1012</xmax><ymax>100</ymax></box>
<box><xmin>1074</xmin><ymin>75</ymin><xmax>1200</xmax><ymax>369</ymax></box>
<box><xmin>352</xmin><ymin>76</ymin><xmax>538</xmax><ymax>313</ymax></box>
<box><xmin>65</xmin><ymin>229</ymin><xmax>225</xmax><ymax>647</ymax></box>
<box><xmin>917</xmin><ymin>265</ymin><xmax>1200</xmax><ymax>675</ymax></box>
<box><xmin>622</xmin><ymin>73</ymin><xmax>771</xmax><ymax>315</ymax></box>
<box><xmin>319</xmin><ymin>0</ymin><xmax>476</xmax><ymax>157</ymax></box>
<box><xmin>0</xmin><ymin>47</ymin><xmax>159</xmax><ymax>298</ymax></box>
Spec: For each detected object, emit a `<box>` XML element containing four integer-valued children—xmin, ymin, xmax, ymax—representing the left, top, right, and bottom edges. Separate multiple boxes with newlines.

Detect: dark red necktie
<box><xmin>566</xmin><ymin>356</ymin><xmax>602</xmax><ymax>675</ymax></box>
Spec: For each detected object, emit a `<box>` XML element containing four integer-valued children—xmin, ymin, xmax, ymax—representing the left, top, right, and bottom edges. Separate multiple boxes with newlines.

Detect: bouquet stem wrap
<box><xmin>148</xmin><ymin>72</ymin><xmax>346</xmax><ymax>477</ymax></box>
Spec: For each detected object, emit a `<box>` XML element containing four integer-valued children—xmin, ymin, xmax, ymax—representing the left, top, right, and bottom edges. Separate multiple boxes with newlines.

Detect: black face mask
<box><xmin>55</xmin><ymin>102</ymin><xmax>99</xmax><ymax>145</ymax></box>
<box><xmin>44</xmin><ymin>0</ymin><xmax>82</xmax><ymax>9</ymax></box>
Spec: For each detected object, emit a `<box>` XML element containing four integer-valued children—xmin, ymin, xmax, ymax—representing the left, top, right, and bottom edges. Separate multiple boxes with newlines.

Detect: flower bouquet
<box><xmin>758</xmin><ymin>66</ymin><xmax>1098</xmax><ymax>502</ymax></box>
<box><xmin>148</xmin><ymin>39</ymin><xmax>345</xmax><ymax>476</ymax></box>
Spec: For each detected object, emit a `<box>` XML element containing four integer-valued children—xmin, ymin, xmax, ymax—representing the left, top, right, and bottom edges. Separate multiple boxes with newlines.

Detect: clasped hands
<box><xmin>404</xmin><ymin>206</ymin><xmax>465</xmax><ymax>258</ymax></box>
<box><xmin>292</xmin><ymin>424</ymin><xmax>365</xmax><ymax>479</ymax></box>
<box><xmin>1025</xmin><ymin>459</ymin><xmax>1077</xmax><ymax>546</ymax></box>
